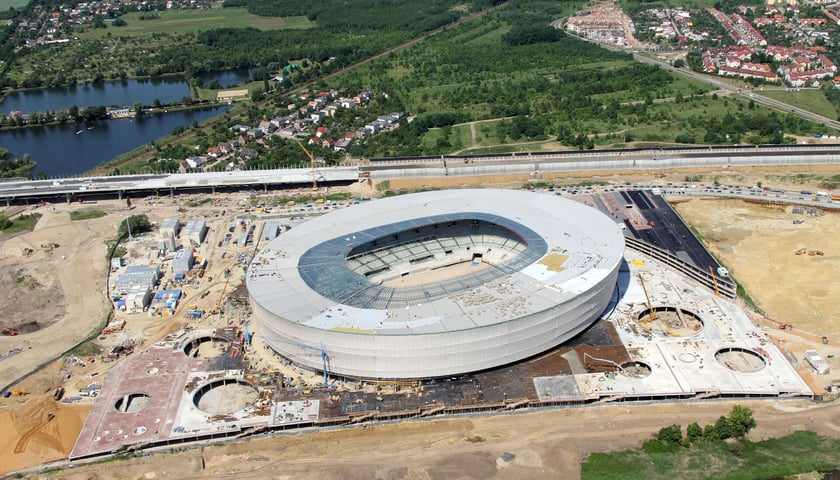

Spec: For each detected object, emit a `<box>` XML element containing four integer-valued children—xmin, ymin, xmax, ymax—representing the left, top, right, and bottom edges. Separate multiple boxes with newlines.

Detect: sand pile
<box><xmin>0</xmin><ymin>395</ymin><xmax>90</xmax><ymax>476</ymax></box>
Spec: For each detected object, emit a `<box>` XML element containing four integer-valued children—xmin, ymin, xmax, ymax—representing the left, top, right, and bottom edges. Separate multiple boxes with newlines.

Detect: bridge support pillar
<box><xmin>5</xmin><ymin>197</ymin><xmax>10</xmax><ymax>206</ymax></box>
<box><xmin>264</xmin><ymin>183</ymin><xmax>267</xmax><ymax>192</ymax></box>
<box><xmin>118</xmin><ymin>190</ymin><xmax>123</xmax><ymax>200</ymax></box>
<box><xmin>66</xmin><ymin>193</ymin><xmax>71</xmax><ymax>204</ymax></box>
<box><xmin>170</xmin><ymin>187</ymin><xmax>174</xmax><ymax>197</ymax></box>
<box><xmin>211</xmin><ymin>186</ymin><xmax>215</xmax><ymax>194</ymax></box>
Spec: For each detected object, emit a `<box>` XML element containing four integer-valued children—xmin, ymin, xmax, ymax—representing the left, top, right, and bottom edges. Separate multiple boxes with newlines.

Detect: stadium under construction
<box><xmin>70</xmin><ymin>189</ymin><xmax>812</xmax><ymax>460</ymax></box>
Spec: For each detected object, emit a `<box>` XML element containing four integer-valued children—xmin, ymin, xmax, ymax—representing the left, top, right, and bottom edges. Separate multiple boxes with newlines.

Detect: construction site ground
<box><xmin>1</xmin><ymin>165</ymin><xmax>840</xmax><ymax>479</ymax></box>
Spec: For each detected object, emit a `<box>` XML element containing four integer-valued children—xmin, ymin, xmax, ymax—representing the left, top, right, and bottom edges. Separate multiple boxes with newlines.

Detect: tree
<box><xmin>687</xmin><ymin>422</ymin><xmax>703</xmax><ymax>443</ymax></box>
<box><xmin>703</xmin><ymin>424</ymin><xmax>719</xmax><ymax>440</ymax></box>
<box><xmin>728</xmin><ymin>405</ymin><xmax>756</xmax><ymax>438</ymax></box>
<box><xmin>714</xmin><ymin>415</ymin><xmax>734</xmax><ymax>440</ymax></box>
<box><xmin>118</xmin><ymin>214</ymin><xmax>152</xmax><ymax>239</ymax></box>
<box><xmin>657</xmin><ymin>424</ymin><xmax>683</xmax><ymax>446</ymax></box>
<box><xmin>126</xmin><ymin>198</ymin><xmax>132</xmax><ymax>209</ymax></box>
<box><xmin>0</xmin><ymin>214</ymin><xmax>11</xmax><ymax>230</ymax></box>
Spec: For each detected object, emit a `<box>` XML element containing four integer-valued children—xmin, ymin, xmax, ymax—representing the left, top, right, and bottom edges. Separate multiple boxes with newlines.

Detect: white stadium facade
<box><xmin>247</xmin><ymin>189</ymin><xmax>625</xmax><ymax>380</ymax></box>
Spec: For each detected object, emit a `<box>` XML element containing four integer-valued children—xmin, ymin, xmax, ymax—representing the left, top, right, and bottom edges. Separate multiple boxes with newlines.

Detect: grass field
<box><xmin>759</xmin><ymin>88</ymin><xmax>838</xmax><ymax>119</ymax></box>
<box><xmin>581</xmin><ymin>431</ymin><xmax>840</xmax><ymax>480</ymax></box>
<box><xmin>80</xmin><ymin>8</ymin><xmax>313</xmax><ymax>39</ymax></box>
<box><xmin>1</xmin><ymin>213</ymin><xmax>41</xmax><ymax>233</ymax></box>
<box><xmin>69</xmin><ymin>210</ymin><xmax>107</xmax><ymax>221</ymax></box>
<box><xmin>0</xmin><ymin>0</ymin><xmax>28</xmax><ymax>11</ymax></box>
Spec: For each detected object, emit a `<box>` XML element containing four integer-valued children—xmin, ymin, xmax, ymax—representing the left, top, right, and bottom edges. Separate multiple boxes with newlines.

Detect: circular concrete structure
<box><xmin>248</xmin><ymin>189</ymin><xmax>624</xmax><ymax>380</ymax></box>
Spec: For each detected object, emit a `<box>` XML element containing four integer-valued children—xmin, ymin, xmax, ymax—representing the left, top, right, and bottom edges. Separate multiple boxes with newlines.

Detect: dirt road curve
<box><xmin>49</xmin><ymin>399</ymin><xmax>839</xmax><ymax>479</ymax></box>
<box><xmin>0</xmin><ymin>207</ymin><xmax>112</xmax><ymax>391</ymax></box>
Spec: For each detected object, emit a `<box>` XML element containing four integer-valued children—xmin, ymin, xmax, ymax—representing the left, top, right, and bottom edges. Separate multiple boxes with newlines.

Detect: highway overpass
<box><xmin>2</xmin><ymin>145</ymin><xmax>840</xmax><ymax>206</ymax></box>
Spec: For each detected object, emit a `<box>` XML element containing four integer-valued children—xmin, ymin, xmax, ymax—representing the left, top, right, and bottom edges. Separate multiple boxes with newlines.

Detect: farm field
<box><xmin>79</xmin><ymin>8</ymin><xmax>313</xmax><ymax>39</ymax></box>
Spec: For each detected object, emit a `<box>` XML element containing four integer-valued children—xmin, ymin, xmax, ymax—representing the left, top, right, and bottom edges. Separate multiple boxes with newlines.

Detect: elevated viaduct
<box><xmin>1</xmin><ymin>144</ymin><xmax>839</xmax><ymax>206</ymax></box>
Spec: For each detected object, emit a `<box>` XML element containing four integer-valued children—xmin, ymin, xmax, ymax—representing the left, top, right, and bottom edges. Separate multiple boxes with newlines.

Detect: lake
<box><xmin>0</xmin><ymin>70</ymin><xmax>249</xmax><ymax>177</ymax></box>
<box><xmin>0</xmin><ymin>78</ymin><xmax>191</xmax><ymax>115</ymax></box>
<box><xmin>0</xmin><ymin>70</ymin><xmax>252</xmax><ymax>114</ymax></box>
<box><xmin>0</xmin><ymin>106</ymin><xmax>230</xmax><ymax>177</ymax></box>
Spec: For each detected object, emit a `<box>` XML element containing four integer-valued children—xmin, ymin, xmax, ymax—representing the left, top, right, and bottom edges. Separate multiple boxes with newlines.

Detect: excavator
<box><xmin>2</xmin><ymin>327</ymin><xmax>17</xmax><ymax>336</ymax></box>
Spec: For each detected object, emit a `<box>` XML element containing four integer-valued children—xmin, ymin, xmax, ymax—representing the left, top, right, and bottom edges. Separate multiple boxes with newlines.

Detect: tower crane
<box><xmin>297</xmin><ymin>141</ymin><xmax>318</xmax><ymax>190</ymax></box>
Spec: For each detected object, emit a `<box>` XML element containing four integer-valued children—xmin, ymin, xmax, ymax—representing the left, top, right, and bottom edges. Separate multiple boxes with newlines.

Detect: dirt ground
<box><xmin>35</xmin><ymin>399</ymin><xmax>840</xmax><ymax>480</ymax></box>
<box><xmin>673</xmin><ymin>198</ymin><xmax>840</xmax><ymax>339</ymax></box>
<box><xmin>2</xmin><ymin>165</ymin><xmax>840</xmax><ymax>478</ymax></box>
<box><xmin>0</xmin><ymin>204</ymin><xmax>115</xmax><ymax>391</ymax></box>
<box><xmin>0</xmin><ymin>395</ymin><xmax>89</xmax><ymax>475</ymax></box>
<box><xmin>0</xmin><ymin>260</ymin><xmax>65</xmax><ymax>334</ymax></box>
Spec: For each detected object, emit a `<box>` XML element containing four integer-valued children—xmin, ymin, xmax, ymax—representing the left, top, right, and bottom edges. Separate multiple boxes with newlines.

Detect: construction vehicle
<box><xmin>209</xmin><ymin>275</ymin><xmax>231</xmax><ymax>315</ymax></box>
<box><xmin>808</xmin><ymin>250</ymin><xmax>824</xmax><ymax>256</ymax></box>
<box><xmin>795</xmin><ymin>248</ymin><xmax>807</xmax><ymax>255</ymax></box>
<box><xmin>22</xmin><ymin>247</ymin><xmax>33</xmax><ymax>257</ymax></box>
<box><xmin>54</xmin><ymin>386</ymin><xmax>65</xmax><ymax>401</ymax></box>
<box><xmin>297</xmin><ymin>141</ymin><xmax>318</xmax><ymax>190</ymax></box>
<box><xmin>2</xmin><ymin>327</ymin><xmax>17</xmax><ymax>336</ymax></box>
<box><xmin>40</xmin><ymin>242</ymin><xmax>59</xmax><ymax>256</ymax></box>
<box><xmin>12</xmin><ymin>388</ymin><xmax>28</xmax><ymax>396</ymax></box>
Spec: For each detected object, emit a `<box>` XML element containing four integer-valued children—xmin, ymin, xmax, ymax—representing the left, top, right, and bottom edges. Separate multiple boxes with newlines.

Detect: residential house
<box><xmin>277</xmin><ymin>126</ymin><xmax>298</xmax><ymax>138</ymax></box>
<box><xmin>334</xmin><ymin>137</ymin><xmax>352</xmax><ymax>151</ymax></box>
<box><xmin>237</xmin><ymin>147</ymin><xmax>259</xmax><ymax>162</ymax></box>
